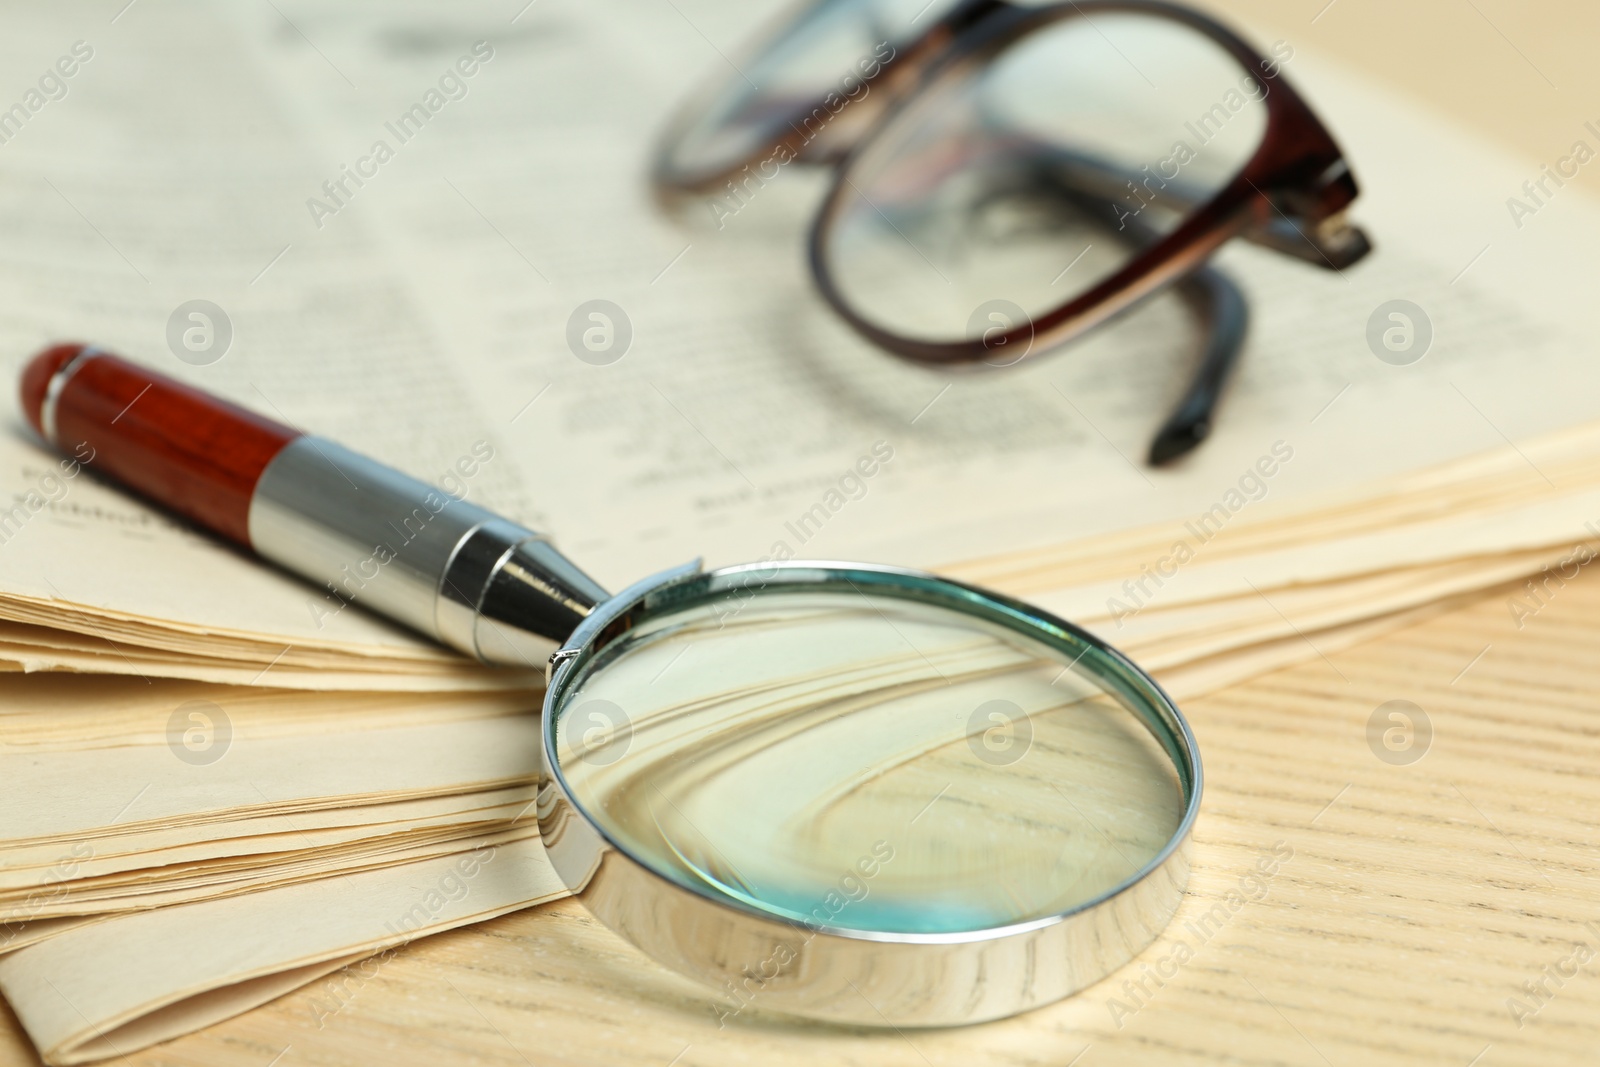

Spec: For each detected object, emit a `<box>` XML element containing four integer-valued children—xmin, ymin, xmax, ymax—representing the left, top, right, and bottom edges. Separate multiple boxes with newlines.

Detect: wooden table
<box><xmin>5</xmin><ymin>2</ymin><xmax>1597</xmax><ymax>1064</ymax></box>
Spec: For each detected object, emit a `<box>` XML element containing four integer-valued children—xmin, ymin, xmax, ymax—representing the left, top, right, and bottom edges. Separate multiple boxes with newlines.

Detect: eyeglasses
<box><xmin>652</xmin><ymin>0</ymin><xmax>1372</xmax><ymax>463</ymax></box>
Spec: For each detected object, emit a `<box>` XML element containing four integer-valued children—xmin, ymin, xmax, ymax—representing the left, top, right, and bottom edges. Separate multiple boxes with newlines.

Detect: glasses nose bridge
<box><xmin>788</xmin><ymin>0</ymin><xmax>1053</xmax><ymax>166</ymax></box>
<box><xmin>786</xmin><ymin>6</ymin><xmax>989</xmax><ymax>169</ymax></box>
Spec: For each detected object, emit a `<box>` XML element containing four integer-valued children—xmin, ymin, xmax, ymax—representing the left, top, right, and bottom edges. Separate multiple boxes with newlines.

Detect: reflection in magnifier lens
<box><xmin>555</xmin><ymin>583</ymin><xmax>1184</xmax><ymax>935</ymax></box>
<box><xmin>817</xmin><ymin>10</ymin><xmax>1269</xmax><ymax>346</ymax></box>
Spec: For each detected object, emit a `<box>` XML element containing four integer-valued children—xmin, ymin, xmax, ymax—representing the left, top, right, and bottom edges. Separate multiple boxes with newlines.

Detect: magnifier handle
<box><xmin>19</xmin><ymin>343</ymin><xmax>609</xmax><ymax>667</ymax></box>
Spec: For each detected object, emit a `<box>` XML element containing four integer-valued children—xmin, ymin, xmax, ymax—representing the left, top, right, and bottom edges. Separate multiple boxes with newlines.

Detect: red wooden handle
<box><xmin>19</xmin><ymin>344</ymin><xmax>301</xmax><ymax>545</ymax></box>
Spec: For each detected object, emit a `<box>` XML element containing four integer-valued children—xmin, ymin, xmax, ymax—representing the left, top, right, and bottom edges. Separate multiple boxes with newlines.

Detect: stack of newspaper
<box><xmin>952</xmin><ymin>419</ymin><xmax>1600</xmax><ymax>697</ymax></box>
<box><xmin>4</xmin><ymin>410</ymin><xmax>1598</xmax><ymax>1063</ymax></box>
<box><xmin>0</xmin><ymin>433</ymin><xmax>570</xmax><ymax>1063</ymax></box>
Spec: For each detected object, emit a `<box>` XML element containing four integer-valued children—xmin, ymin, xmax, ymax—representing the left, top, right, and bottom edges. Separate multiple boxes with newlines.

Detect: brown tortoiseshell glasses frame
<box><xmin>653</xmin><ymin>0</ymin><xmax>1372</xmax><ymax>463</ymax></box>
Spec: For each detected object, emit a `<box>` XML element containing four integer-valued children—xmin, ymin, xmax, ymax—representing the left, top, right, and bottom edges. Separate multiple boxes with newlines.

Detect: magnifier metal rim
<box><xmin>541</xmin><ymin>558</ymin><xmax>1203</xmax><ymax>940</ymax></box>
<box><xmin>539</xmin><ymin>558</ymin><xmax>1201</xmax><ymax>1021</ymax></box>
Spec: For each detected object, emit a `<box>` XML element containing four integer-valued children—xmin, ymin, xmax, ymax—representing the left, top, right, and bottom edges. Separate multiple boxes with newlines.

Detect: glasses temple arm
<box><xmin>1024</xmin><ymin>141</ymin><xmax>1369</xmax><ymax>270</ymax></box>
<box><xmin>1016</xmin><ymin>156</ymin><xmax>1247</xmax><ymax>466</ymax></box>
<box><xmin>1150</xmin><ymin>264</ymin><xmax>1247</xmax><ymax>465</ymax></box>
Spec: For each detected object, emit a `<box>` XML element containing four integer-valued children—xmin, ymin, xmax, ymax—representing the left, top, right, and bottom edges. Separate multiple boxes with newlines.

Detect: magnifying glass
<box><xmin>21</xmin><ymin>345</ymin><xmax>1201</xmax><ymax>1027</ymax></box>
<box><xmin>541</xmin><ymin>559</ymin><xmax>1198</xmax><ymax>1025</ymax></box>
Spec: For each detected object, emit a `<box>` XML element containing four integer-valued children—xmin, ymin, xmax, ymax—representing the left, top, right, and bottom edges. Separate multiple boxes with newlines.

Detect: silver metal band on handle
<box><xmin>248</xmin><ymin>436</ymin><xmax>608</xmax><ymax>666</ymax></box>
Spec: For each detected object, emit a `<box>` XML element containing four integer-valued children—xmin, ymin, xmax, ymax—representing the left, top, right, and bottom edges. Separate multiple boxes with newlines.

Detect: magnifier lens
<box><xmin>553</xmin><ymin>576</ymin><xmax>1185</xmax><ymax>935</ymax></box>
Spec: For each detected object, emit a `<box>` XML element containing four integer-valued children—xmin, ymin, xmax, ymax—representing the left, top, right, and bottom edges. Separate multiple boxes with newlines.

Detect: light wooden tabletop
<box><xmin>5</xmin><ymin>2</ymin><xmax>1597</xmax><ymax>1064</ymax></box>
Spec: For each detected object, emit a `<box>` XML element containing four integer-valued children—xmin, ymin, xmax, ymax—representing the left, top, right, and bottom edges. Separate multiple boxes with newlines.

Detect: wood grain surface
<box><xmin>5</xmin><ymin>1</ymin><xmax>1597</xmax><ymax>1064</ymax></box>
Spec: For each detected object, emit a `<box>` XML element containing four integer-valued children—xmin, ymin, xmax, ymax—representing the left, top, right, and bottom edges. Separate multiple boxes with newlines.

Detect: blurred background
<box><xmin>1</xmin><ymin>0</ymin><xmax>1596</xmax><ymax>593</ymax></box>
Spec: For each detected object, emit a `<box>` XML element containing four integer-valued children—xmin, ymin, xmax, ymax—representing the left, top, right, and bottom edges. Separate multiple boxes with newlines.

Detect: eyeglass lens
<box><xmin>817</xmin><ymin>11</ymin><xmax>1269</xmax><ymax>347</ymax></box>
